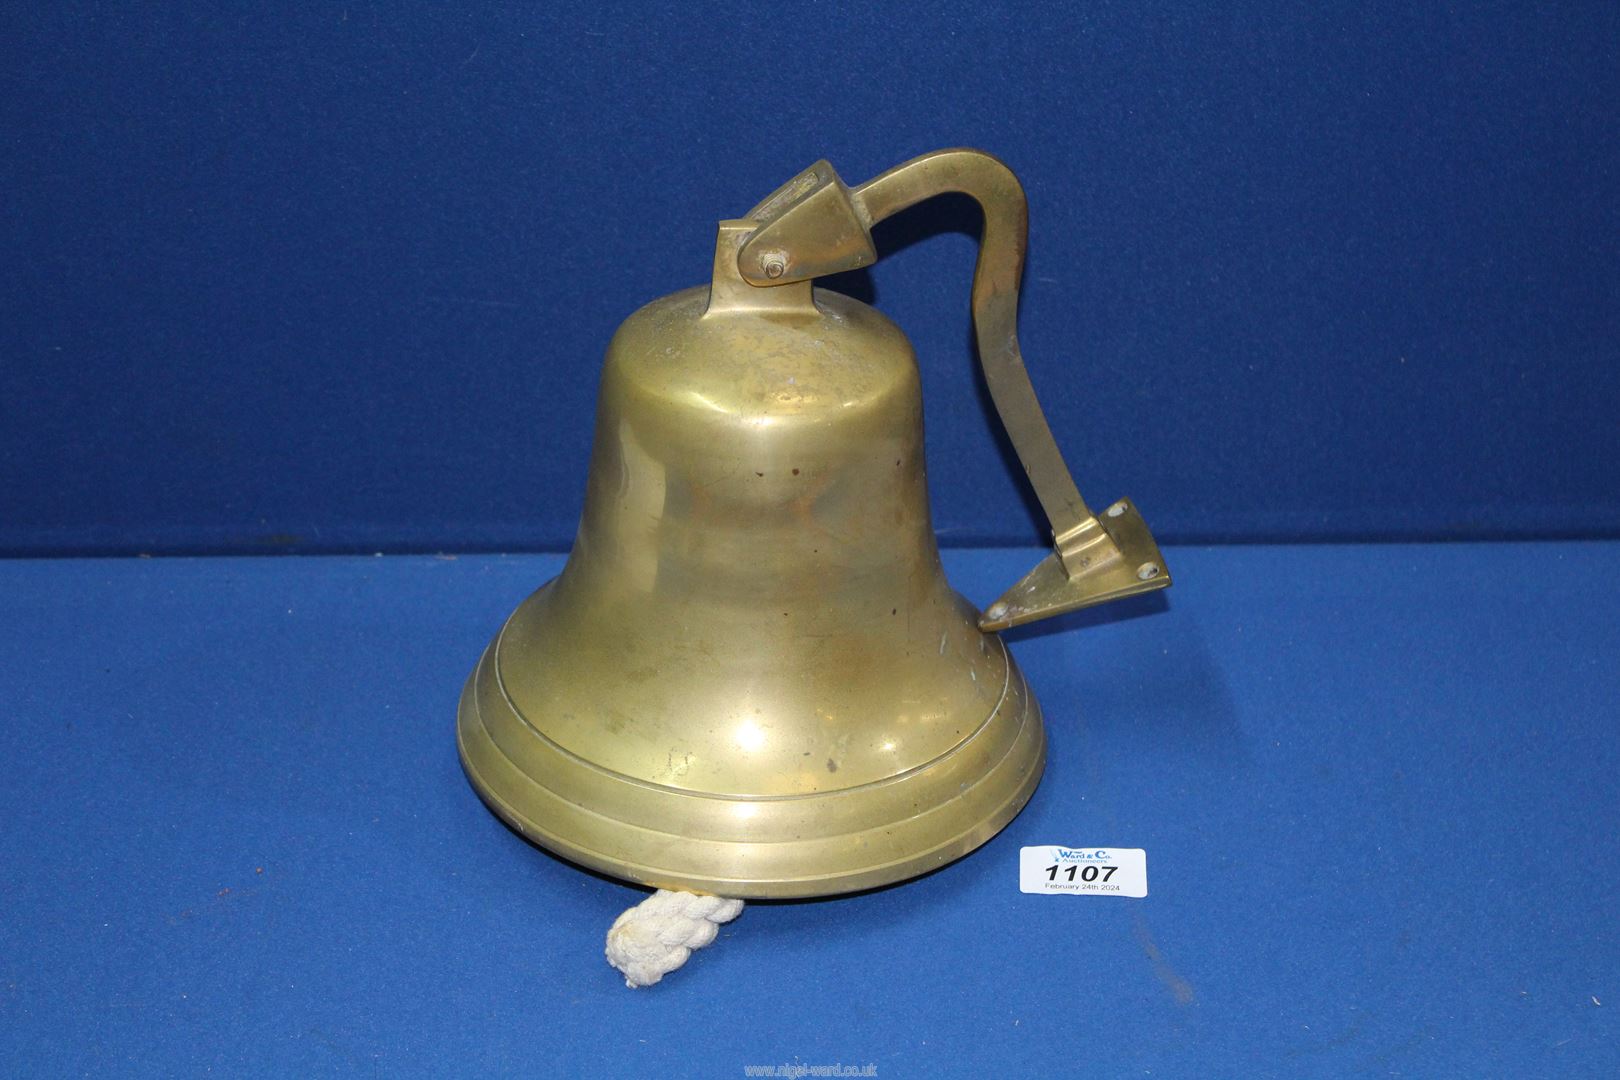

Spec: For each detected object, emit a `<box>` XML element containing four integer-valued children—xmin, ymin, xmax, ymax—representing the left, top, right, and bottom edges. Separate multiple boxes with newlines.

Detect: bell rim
<box><xmin>456</xmin><ymin>642</ymin><xmax>1047</xmax><ymax>899</ymax></box>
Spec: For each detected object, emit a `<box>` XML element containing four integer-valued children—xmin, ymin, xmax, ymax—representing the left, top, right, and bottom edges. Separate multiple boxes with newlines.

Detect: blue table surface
<box><xmin>2</xmin><ymin>544</ymin><xmax>1616</xmax><ymax>1077</ymax></box>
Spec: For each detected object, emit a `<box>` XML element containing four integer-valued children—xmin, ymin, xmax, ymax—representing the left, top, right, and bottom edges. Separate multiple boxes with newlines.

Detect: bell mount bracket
<box><xmin>735</xmin><ymin>148</ymin><xmax>1171</xmax><ymax>631</ymax></box>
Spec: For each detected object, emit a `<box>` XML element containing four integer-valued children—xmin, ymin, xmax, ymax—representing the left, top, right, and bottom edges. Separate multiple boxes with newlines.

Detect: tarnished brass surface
<box><xmin>458</xmin><ymin>149</ymin><xmax>1167</xmax><ymax>897</ymax></box>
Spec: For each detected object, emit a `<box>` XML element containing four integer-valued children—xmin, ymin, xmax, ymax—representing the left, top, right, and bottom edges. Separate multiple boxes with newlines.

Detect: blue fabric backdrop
<box><xmin>3</xmin><ymin>3</ymin><xmax>1617</xmax><ymax>555</ymax></box>
<box><xmin>4</xmin><ymin>544</ymin><xmax>1617</xmax><ymax>1075</ymax></box>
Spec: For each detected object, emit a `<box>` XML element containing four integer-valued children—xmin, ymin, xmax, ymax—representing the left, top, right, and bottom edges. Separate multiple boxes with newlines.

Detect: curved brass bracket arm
<box><xmin>737</xmin><ymin>148</ymin><xmax>1170</xmax><ymax>631</ymax></box>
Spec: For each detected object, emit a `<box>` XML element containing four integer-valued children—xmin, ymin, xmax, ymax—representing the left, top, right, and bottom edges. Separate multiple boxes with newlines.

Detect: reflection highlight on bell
<box><xmin>733</xmin><ymin>720</ymin><xmax>767</xmax><ymax>753</ymax></box>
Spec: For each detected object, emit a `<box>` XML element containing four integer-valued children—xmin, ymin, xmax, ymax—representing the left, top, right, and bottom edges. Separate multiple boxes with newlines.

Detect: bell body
<box><xmin>457</xmin><ymin>225</ymin><xmax>1045</xmax><ymax>897</ymax></box>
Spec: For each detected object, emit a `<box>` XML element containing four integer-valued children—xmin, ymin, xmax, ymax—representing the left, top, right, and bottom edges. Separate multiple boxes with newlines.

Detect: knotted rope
<box><xmin>604</xmin><ymin>889</ymin><xmax>744</xmax><ymax>988</ymax></box>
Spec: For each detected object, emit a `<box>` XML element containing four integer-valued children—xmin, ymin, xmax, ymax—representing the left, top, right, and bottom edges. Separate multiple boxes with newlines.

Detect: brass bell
<box><xmin>457</xmin><ymin>148</ymin><xmax>1171</xmax><ymax>898</ymax></box>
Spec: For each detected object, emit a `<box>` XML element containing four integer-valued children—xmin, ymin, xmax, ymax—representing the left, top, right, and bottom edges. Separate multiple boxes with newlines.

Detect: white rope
<box><xmin>604</xmin><ymin>889</ymin><xmax>744</xmax><ymax>988</ymax></box>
